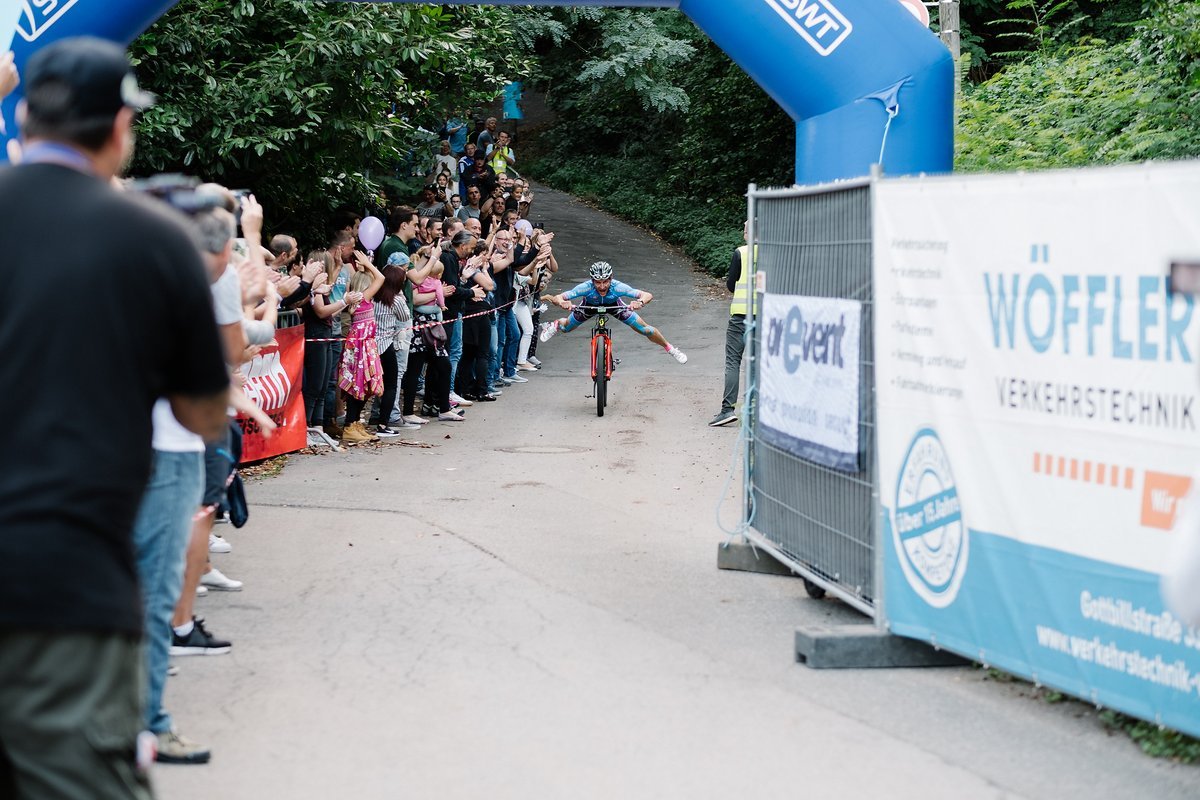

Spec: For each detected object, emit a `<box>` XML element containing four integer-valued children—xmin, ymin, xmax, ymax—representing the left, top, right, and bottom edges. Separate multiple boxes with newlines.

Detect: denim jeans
<box><xmin>391</xmin><ymin>343</ymin><xmax>410</xmax><ymax>422</ymax></box>
<box><xmin>487</xmin><ymin>314</ymin><xmax>500</xmax><ymax>388</ymax></box>
<box><xmin>495</xmin><ymin>305</ymin><xmax>520</xmax><ymax>378</ymax></box>
<box><xmin>131</xmin><ymin>449</ymin><xmax>204</xmax><ymax>735</ymax></box>
<box><xmin>447</xmin><ymin>313</ymin><xmax>463</xmax><ymax>390</ymax></box>
<box><xmin>323</xmin><ymin>339</ymin><xmax>344</xmax><ymax>425</ymax></box>
<box><xmin>303</xmin><ymin>338</ymin><xmax>330</xmax><ymax>426</ymax></box>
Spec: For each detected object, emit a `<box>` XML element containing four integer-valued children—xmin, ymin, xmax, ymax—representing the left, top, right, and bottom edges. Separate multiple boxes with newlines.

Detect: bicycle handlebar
<box><xmin>538</xmin><ymin>296</ymin><xmax>639</xmax><ymax>312</ymax></box>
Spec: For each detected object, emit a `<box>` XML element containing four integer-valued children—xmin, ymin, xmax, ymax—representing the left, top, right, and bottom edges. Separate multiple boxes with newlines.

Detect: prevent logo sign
<box><xmin>17</xmin><ymin>0</ymin><xmax>80</xmax><ymax>43</ymax></box>
<box><xmin>763</xmin><ymin>0</ymin><xmax>853</xmax><ymax>57</ymax></box>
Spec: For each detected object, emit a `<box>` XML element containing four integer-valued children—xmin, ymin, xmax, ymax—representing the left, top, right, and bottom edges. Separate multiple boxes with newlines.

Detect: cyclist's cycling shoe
<box><xmin>539</xmin><ymin>321</ymin><xmax>559</xmax><ymax>343</ymax></box>
<box><xmin>667</xmin><ymin>346</ymin><xmax>688</xmax><ymax>364</ymax></box>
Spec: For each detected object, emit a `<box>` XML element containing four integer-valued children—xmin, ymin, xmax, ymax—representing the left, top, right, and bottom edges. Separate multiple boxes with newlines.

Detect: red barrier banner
<box><xmin>237</xmin><ymin>325</ymin><xmax>307</xmax><ymax>463</ymax></box>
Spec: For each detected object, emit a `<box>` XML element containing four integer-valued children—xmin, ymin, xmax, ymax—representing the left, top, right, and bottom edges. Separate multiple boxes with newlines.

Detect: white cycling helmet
<box><xmin>589</xmin><ymin>261</ymin><xmax>614</xmax><ymax>281</ymax></box>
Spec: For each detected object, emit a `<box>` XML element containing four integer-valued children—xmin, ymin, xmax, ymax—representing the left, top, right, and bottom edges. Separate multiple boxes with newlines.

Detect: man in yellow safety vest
<box><xmin>487</xmin><ymin>130</ymin><xmax>515</xmax><ymax>174</ymax></box>
<box><xmin>710</xmin><ymin>221</ymin><xmax>755</xmax><ymax>427</ymax></box>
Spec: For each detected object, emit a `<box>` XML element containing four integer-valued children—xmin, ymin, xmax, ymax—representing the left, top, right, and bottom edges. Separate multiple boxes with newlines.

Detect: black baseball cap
<box><xmin>24</xmin><ymin>36</ymin><xmax>155</xmax><ymax>122</ymax></box>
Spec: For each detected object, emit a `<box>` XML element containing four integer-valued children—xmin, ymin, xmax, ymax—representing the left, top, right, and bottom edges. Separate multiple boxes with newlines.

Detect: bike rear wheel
<box><xmin>595</xmin><ymin>337</ymin><xmax>608</xmax><ymax>417</ymax></box>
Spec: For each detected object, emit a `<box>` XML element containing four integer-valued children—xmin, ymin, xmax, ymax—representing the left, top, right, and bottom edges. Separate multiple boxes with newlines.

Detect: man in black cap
<box><xmin>0</xmin><ymin>37</ymin><xmax>229</xmax><ymax>798</ymax></box>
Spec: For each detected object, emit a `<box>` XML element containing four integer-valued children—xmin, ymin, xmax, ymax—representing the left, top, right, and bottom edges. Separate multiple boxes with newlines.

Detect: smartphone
<box><xmin>533</xmin><ymin>222</ymin><xmax>545</xmax><ymax>230</ymax></box>
<box><xmin>231</xmin><ymin>189</ymin><xmax>251</xmax><ymax>227</ymax></box>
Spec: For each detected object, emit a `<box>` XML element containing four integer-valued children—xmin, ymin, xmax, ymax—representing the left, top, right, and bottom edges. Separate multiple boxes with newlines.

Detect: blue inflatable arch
<box><xmin>1</xmin><ymin>0</ymin><xmax>953</xmax><ymax>184</ymax></box>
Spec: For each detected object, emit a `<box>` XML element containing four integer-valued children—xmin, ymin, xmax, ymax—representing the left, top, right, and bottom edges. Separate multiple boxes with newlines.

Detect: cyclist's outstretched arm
<box><xmin>550</xmin><ymin>282</ymin><xmax>589</xmax><ymax>310</ymax></box>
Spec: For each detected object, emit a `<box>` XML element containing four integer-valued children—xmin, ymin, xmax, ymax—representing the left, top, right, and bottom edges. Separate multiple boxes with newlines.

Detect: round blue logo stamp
<box><xmin>892</xmin><ymin>428</ymin><xmax>968</xmax><ymax>607</ymax></box>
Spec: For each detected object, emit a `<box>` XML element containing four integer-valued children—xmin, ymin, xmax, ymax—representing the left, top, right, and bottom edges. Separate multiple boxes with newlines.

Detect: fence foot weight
<box><xmin>795</xmin><ymin>624</ymin><xmax>970</xmax><ymax>669</ymax></box>
<box><xmin>717</xmin><ymin>542</ymin><xmax>795</xmax><ymax>577</ymax></box>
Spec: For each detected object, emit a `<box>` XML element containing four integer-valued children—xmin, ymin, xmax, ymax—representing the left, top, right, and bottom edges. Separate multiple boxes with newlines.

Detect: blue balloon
<box><xmin>0</xmin><ymin>0</ymin><xmax>953</xmax><ymax>184</ymax></box>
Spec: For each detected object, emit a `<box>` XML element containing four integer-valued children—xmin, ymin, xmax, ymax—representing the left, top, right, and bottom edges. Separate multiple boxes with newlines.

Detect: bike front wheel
<box><xmin>595</xmin><ymin>336</ymin><xmax>608</xmax><ymax>417</ymax></box>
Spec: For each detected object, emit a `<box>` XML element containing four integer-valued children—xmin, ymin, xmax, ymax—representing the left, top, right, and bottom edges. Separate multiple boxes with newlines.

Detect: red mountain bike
<box><xmin>587</xmin><ymin>305</ymin><xmax>614</xmax><ymax>417</ymax></box>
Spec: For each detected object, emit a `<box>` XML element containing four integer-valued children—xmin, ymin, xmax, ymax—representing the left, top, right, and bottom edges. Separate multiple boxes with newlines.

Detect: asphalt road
<box><xmin>156</xmin><ymin>186</ymin><xmax>1198</xmax><ymax>799</ymax></box>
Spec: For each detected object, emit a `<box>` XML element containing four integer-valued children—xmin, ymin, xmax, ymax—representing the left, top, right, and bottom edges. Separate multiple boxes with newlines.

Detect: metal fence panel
<box><xmin>277</xmin><ymin>309</ymin><xmax>302</xmax><ymax>329</ymax></box>
<box><xmin>747</xmin><ymin>183</ymin><xmax>876</xmax><ymax>615</ymax></box>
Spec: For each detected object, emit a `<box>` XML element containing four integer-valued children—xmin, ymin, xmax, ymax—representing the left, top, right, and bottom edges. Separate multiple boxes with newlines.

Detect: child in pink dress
<box><xmin>337</xmin><ymin>252</ymin><xmax>386</xmax><ymax>442</ymax></box>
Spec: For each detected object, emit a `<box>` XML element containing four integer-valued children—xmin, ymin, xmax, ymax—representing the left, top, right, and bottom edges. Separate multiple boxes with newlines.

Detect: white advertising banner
<box><xmin>873</xmin><ymin>161</ymin><xmax>1200</xmax><ymax>737</ymax></box>
<box><xmin>758</xmin><ymin>293</ymin><xmax>861</xmax><ymax>471</ymax></box>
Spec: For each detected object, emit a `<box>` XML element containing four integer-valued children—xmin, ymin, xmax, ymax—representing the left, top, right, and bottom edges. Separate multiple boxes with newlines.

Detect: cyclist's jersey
<box><xmin>561</xmin><ymin>279</ymin><xmax>640</xmax><ymax>306</ymax></box>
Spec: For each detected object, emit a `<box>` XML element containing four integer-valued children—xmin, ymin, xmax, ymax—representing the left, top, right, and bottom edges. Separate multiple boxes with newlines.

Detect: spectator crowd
<box><xmin>150</xmin><ymin>104</ymin><xmax>564</xmax><ymax>763</ymax></box>
<box><xmin>0</xmin><ymin>36</ymin><xmax>562</xmax><ymax>796</ymax></box>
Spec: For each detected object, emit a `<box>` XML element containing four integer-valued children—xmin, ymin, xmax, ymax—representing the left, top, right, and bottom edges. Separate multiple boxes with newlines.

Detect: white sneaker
<box><xmin>402</xmin><ymin>415</ymin><xmax>429</xmax><ymax>425</ymax></box>
<box><xmin>539</xmin><ymin>321</ymin><xmax>558</xmax><ymax>342</ymax></box>
<box><xmin>667</xmin><ymin>346</ymin><xmax>688</xmax><ymax>364</ymax></box>
<box><xmin>438</xmin><ymin>411</ymin><xmax>465</xmax><ymax>422</ymax></box>
<box><xmin>208</xmin><ymin>534</ymin><xmax>231</xmax><ymax>554</ymax></box>
<box><xmin>506</xmin><ymin>374</ymin><xmax>529</xmax><ymax>383</ymax></box>
<box><xmin>200</xmin><ymin>567</ymin><xmax>243</xmax><ymax>592</ymax></box>
<box><xmin>195</xmin><ymin>585</ymin><xmax>208</xmax><ymax>597</ymax></box>
<box><xmin>528</xmin><ymin>356</ymin><xmax>542</xmax><ymax>367</ymax></box>
<box><xmin>516</xmin><ymin>362</ymin><xmax>537</xmax><ymax>371</ymax></box>
<box><xmin>449</xmin><ymin>392</ymin><xmax>474</xmax><ymax>407</ymax></box>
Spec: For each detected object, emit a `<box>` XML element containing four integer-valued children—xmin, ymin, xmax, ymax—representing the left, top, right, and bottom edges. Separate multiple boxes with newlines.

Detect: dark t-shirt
<box><xmin>440</xmin><ymin>249</ymin><xmax>466</xmax><ymax>317</ymax></box>
<box><xmin>463</xmin><ymin>166</ymin><xmax>497</xmax><ymax>200</ymax></box>
<box><xmin>376</xmin><ymin>234</ymin><xmax>406</xmax><ymax>268</ymax></box>
<box><xmin>377</xmin><ymin>234</ymin><xmax>414</xmax><ymax>313</ymax></box>
<box><xmin>495</xmin><ymin>244</ymin><xmax>539</xmax><ymax>306</ymax></box>
<box><xmin>0</xmin><ymin>163</ymin><xmax>228</xmax><ymax>635</ymax></box>
<box><xmin>302</xmin><ymin>291</ymin><xmax>332</xmax><ymax>337</ymax></box>
<box><xmin>476</xmin><ymin>129</ymin><xmax>495</xmax><ymax>153</ymax></box>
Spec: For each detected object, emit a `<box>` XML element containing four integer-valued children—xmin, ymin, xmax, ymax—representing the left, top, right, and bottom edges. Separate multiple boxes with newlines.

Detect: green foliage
<box><xmin>1100</xmin><ymin>711</ymin><xmax>1200</xmax><ymax>762</ymax></box>
<box><xmin>523</xmin><ymin>10</ymin><xmax>790</xmax><ymax>277</ymax></box>
<box><xmin>572</xmin><ymin>11</ymin><xmax>695</xmax><ymax>113</ymax></box>
<box><xmin>957</xmin><ymin>0</ymin><xmax>1143</xmax><ymax>80</ymax></box>
<box><xmin>520</xmin><ymin>8</ymin><xmax>695</xmax><ymax>115</ymax></box>
<box><xmin>989</xmin><ymin>0</ymin><xmax>1085</xmax><ymax>58</ymax></box>
<box><xmin>981</xmin><ymin>664</ymin><xmax>1200</xmax><ymax>760</ymax></box>
<box><xmin>1139</xmin><ymin>0</ymin><xmax>1200</xmax><ymax>87</ymax></box>
<box><xmin>958</xmin><ymin>0</ymin><xmax>1200</xmax><ymax>170</ymax></box>
<box><xmin>129</xmin><ymin>0</ymin><xmax>517</xmax><ymax>243</ymax></box>
<box><xmin>532</xmin><ymin>154</ymin><xmax>742</xmax><ymax>277</ymax></box>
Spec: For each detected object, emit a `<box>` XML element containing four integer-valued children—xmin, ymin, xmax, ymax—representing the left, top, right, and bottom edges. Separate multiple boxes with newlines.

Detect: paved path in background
<box><xmin>157</xmin><ymin>186</ymin><xmax>1197</xmax><ymax>799</ymax></box>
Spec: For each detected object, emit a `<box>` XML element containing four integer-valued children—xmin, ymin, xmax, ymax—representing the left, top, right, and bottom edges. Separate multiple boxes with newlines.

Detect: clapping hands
<box><xmin>276</xmin><ymin>275</ymin><xmax>302</xmax><ymax>296</ymax></box>
<box><xmin>301</xmin><ymin>260</ymin><xmax>324</xmax><ymax>284</ymax></box>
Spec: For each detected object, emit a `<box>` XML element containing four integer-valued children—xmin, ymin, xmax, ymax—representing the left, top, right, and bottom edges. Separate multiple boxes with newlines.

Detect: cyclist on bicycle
<box><xmin>538</xmin><ymin>261</ymin><xmax>688</xmax><ymax>364</ymax></box>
